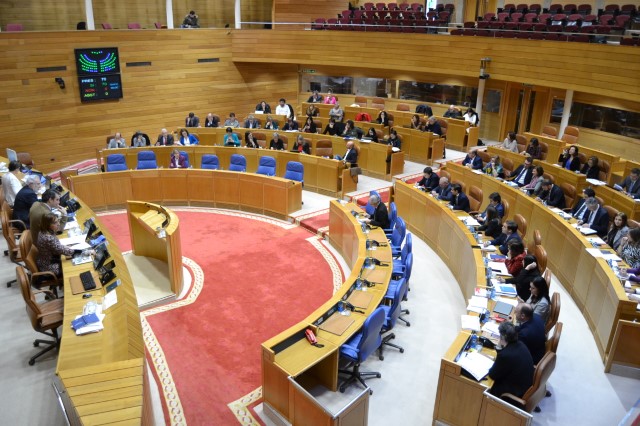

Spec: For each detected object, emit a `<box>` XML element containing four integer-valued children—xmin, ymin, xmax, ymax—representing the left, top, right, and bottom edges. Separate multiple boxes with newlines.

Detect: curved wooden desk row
<box><xmin>261</xmin><ymin>201</ymin><xmax>393</xmax><ymax>425</ymax></box>
<box><xmin>54</xmin><ymin>191</ymin><xmax>150</xmax><ymax>424</ymax></box>
<box><xmin>486</xmin><ymin>146</ymin><xmax>640</xmax><ymax>220</ymax></box>
<box><xmin>163</xmin><ymin>128</ymin><xmax>405</xmax><ymax>180</ymax></box>
<box><xmin>68</xmin><ymin>169</ymin><xmax>302</xmax><ymax>219</ymax></box>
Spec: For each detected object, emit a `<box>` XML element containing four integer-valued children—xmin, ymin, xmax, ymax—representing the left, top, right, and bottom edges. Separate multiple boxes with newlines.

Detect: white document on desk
<box><xmin>457</xmin><ymin>351</ymin><xmax>494</xmax><ymax>381</ymax></box>
<box><xmin>481</xmin><ymin>245</ymin><xmax>497</xmax><ymax>252</ymax></box>
<box><xmin>586</xmin><ymin>178</ymin><xmax>606</xmax><ymax>186</ymax></box>
<box><xmin>488</xmin><ymin>262</ymin><xmax>510</xmax><ymax>276</ymax></box>
<box><xmin>482</xmin><ymin>321</ymin><xmax>501</xmax><ymax>335</ymax></box>
<box><xmin>461</xmin><ymin>216</ymin><xmax>480</xmax><ymax>227</ymax></box>
<box><xmin>461</xmin><ymin>315</ymin><xmax>481</xmax><ymax>331</ymax></box>
<box><xmin>587</xmin><ymin>237</ymin><xmax>606</xmax><ymax>245</ymax></box>
<box><xmin>579</xmin><ymin>227</ymin><xmax>598</xmax><ymax>235</ymax></box>
<box><xmin>64</xmin><ymin>220</ymin><xmax>78</xmax><ymax>231</ymax></box>
<box><xmin>602</xmin><ymin>252</ymin><xmax>622</xmax><ymax>261</ymax></box>
<box><xmin>59</xmin><ymin>234</ymin><xmax>87</xmax><ymax>246</ymax></box>
<box><xmin>102</xmin><ymin>290</ymin><xmax>118</xmax><ymax>310</ymax></box>
<box><xmin>497</xmin><ymin>296</ymin><xmax>518</xmax><ymax>307</ymax></box>
<box><xmin>586</xmin><ymin>248</ymin><xmax>604</xmax><ymax>258</ymax></box>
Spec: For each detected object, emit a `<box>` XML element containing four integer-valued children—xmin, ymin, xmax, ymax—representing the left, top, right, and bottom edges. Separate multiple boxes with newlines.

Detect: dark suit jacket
<box><xmin>584</xmin><ymin>206</ymin><xmax>610</xmax><ymax>237</ymax></box>
<box><xmin>282</xmin><ymin>121</ymin><xmax>299</xmax><ymax>131</ymax></box>
<box><xmin>517</xmin><ymin>315</ymin><xmax>546</xmax><ymax>365</ymax></box>
<box><xmin>543</xmin><ymin>184</ymin><xmax>566</xmax><ymax>209</ymax></box>
<box><xmin>499</xmin><ymin>233</ymin><xmax>522</xmax><ymax>255</ymax></box>
<box><xmin>244</xmin><ymin>119</ymin><xmax>260</xmax><ymax>129</ymax></box>
<box><xmin>506</xmin><ymin>267</ymin><xmax>541</xmax><ymax>301</ymax></box>
<box><xmin>510</xmin><ymin>165</ymin><xmax>534</xmax><ymax>186</ymax></box>
<box><xmin>558</xmin><ymin>154</ymin><xmax>580</xmax><ymax>172</ymax></box>
<box><xmin>434</xmin><ymin>184</ymin><xmax>452</xmax><ymax>201</ymax></box>
<box><xmin>581</xmin><ymin>164</ymin><xmax>600</xmax><ymax>180</ymax></box>
<box><xmin>204</xmin><ymin>117</ymin><xmax>219</xmax><ymax>127</ymax></box>
<box><xmin>621</xmin><ymin>176</ymin><xmax>640</xmax><ymax>199</ymax></box>
<box><xmin>185</xmin><ymin>116</ymin><xmax>200</xmax><ymax>128</ymax></box>
<box><xmin>571</xmin><ymin>197</ymin><xmax>588</xmax><ymax>218</ymax></box>
<box><xmin>462</xmin><ymin>155</ymin><xmax>483</xmax><ymax>170</ymax></box>
<box><xmin>370</xmin><ymin>202</ymin><xmax>390</xmax><ymax>229</ymax></box>
<box><xmin>479</xmin><ymin>218</ymin><xmax>502</xmax><ymax>239</ymax></box>
<box><xmin>156</xmin><ymin>134</ymin><xmax>175</xmax><ymax>146</ymax></box>
<box><xmin>269</xmin><ymin>139</ymin><xmax>285</xmax><ymax>151</ymax></box>
<box><xmin>489</xmin><ymin>340</ymin><xmax>534</xmax><ymax>399</ymax></box>
<box><xmin>417</xmin><ymin>174</ymin><xmax>440</xmax><ymax>191</ymax></box>
<box><xmin>13</xmin><ymin>186</ymin><xmax>38</xmax><ymax>228</ymax></box>
<box><xmin>450</xmin><ymin>192</ymin><xmax>471</xmax><ymax>212</ymax></box>
<box><xmin>344</xmin><ymin>147</ymin><xmax>358</xmax><ymax>165</ymax></box>
<box><xmin>425</xmin><ymin>121</ymin><xmax>442</xmax><ymax>136</ymax></box>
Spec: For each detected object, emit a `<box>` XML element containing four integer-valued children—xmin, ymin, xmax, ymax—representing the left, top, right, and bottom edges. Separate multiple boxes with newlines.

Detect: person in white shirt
<box><xmin>502</xmin><ymin>132</ymin><xmax>519</xmax><ymax>153</ymax></box>
<box><xmin>275</xmin><ymin>98</ymin><xmax>292</xmax><ymax>119</ymax></box>
<box><xmin>2</xmin><ymin>160</ymin><xmax>24</xmax><ymax>207</ymax></box>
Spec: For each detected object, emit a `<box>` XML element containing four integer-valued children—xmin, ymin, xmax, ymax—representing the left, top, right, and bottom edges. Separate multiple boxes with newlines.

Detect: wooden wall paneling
<box><xmin>92</xmin><ymin>0</ymin><xmax>165</xmax><ymax>30</ymax></box>
<box><xmin>272</xmin><ymin>0</ymin><xmax>346</xmax><ymax>28</ymax></box>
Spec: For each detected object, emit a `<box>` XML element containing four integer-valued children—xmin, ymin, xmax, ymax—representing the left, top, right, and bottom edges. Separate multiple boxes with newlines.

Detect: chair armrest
<box><xmin>32</xmin><ymin>271</ymin><xmax>60</xmax><ymax>285</ymax></box>
<box><xmin>8</xmin><ymin>219</ymin><xmax>26</xmax><ymax>230</ymax></box>
<box><xmin>500</xmin><ymin>393</ymin><xmax>526</xmax><ymax>406</ymax></box>
<box><xmin>32</xmin><ymin>288</ymin><xmax>57</xmax><ymax>299</ymax></box>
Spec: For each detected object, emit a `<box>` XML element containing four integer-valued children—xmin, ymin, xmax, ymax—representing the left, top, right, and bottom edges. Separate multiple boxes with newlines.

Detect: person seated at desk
<box><xmin>323</xmin><ymin>89</ymin><xmax>337</xmax><ymax>105</ymax></box>
<box><xmin>255</xmin><ymin>101</ymin><xmax>271</xmax><ymax>114</ymax></box>
<box><xmin>617</xmin><ymin>228</ymin><xmax>640</xmax><ymax>268</ymax></box>
<box><xmin>462</xmin><ymin>149</ymin><xmax>483</xmax><ymax>170</ymax></box>
<box><xmin>264</xmin><ymin>115</ymin><xmax>278</xmax><ymax>130</ymax></box>
<box><xmin>522</xmin><ymin>277</ymin><xmax>551</xmax><ymax>322</ymax></box>
<box><xmin>222</xmin><ymin>127</ymin><xmax>240</xmax><ymax>147</ymax></box>
<box><xmin>490</xmin><ymin>220</ymin><xmax>521</xmax><ymax>255</ymax></box>
<box><xmin>12</xmin><ymin>175</ymin><xmax>41</xmax><ymax>230</ymax></box>
<box><xmin>622</xmin><ymin>266</ymin><xmax>640</xmax><ymax>283</ymax></box>
<box><xmin>36</xmin><ymin>213</ymin><xmax>81</xmax><ymax>279</ymax></box>
<box><xmin>291</xmin><ymin>135</ymin><xmax>311</xmax><ymax>154</ymax></box>
<box><xmin>341</xmin><ymin>120</ymin><xmax>361</xmax><ymax>139</ymax></box>
<box><xmin>130</xmin><ymin>131</ymin><xmax>150</xmax><ymax>147</ymax></box>
<box><xmin>29</xmin><ymin>189</ymin><xmax>68</xmax><ymax>243</ymax></box>
<box><xmin>488</xmin><ymin>322</ymin><xmax>534</xmax><ymax>403</ymax></box>
<box><xmin>431</xmin><ymin>177</ymin><xmax>452</xmax><ymax>201</ymax></box>
<box><xmin>323</xmin><ymin>118</ymin><xmax>340</xmax><ymax>136</ymax></box>
<box><xmin>537</xmin><ymin>179</ymin><xmax>566</xmax><ymax>209</ymax></box>
<box><xmin>477</xmin><ymin>206</ymin><xmax>502</xmax><ymax>239</ymax></box>
<box><xmin>204</xmin><ymin>113</ymin><xmax>219</xmax><ymax>128</ymax></box>
<box><xmin>156</xmin><ymin>128</ymin><xmax>174</xmax><ymax>146</ymax></box>
<box><xmin>223</xmin><ymin>112</ymin><xmax>240</xmax><ymax>128</ymax></box>
<box><xmin>509</xmin><ymin>156</ymin><xmax>534</xmax><ymax>187</ymax></box>
<box><xmin>521</xmin><ymin>137</ymin><xmax>542</xmax><ymax>160</ymax></box>
<box><xmin>181</xmin><ymin>10</ymin><xmax>199</xmax><ymax>28</ymax></box>
<box><xmin>477</xmin><ymin>192</ymin><xmax>505</xmax><ymax>223</ymax></box>
<box><xmin>449</xmin><ymin>184</ymin><xmax>470</xmax><ymax>212</ymax></box>
<box><xmin>376</xmin><ymin>111</ymin><xmax>389</xmax><ymax>127</ymax></box>
<box><xmin>364</xmin><ymin>127</ymin><xmax>379</xmax><ymax>143</ymax></box>
<box><xmin>178</xmin><ymin>128</ymin><xmax>199</xmax><ymax>146</ymax></box>
<box><xmin>275</xmin><ymin>98</ymin><xmax>293</xmax><ymax>119</ymax></box>
<box><xmin>363</xmin><ymin>193</ymin><xmax>390</xmax><ymax>229</ymax></box>
<box><xmin>305</xmin><ymin>104</ymin><xmax>319</xmax><ymax>118</ymax></box>
<box><xmin>577</xmin><ymin>198</ymin><xmax>609</xmax><ymax>238</ymax></box>
<box><xmin>168</xmin><ymin>149</ymin><xmax>189</xmax><ymax>169</ymax></box>
<box><xmin>334</xmin><ymin>141</ymin><xmax>358</xmax><ymax>166</ymax></box>
<box><xmin>282</xmin><ymin>117</ymin><xmax>299</xmax><ymax>132</ymax></box>
<box><xmin>514</xmin><ymin>302</ymin><xmax>546</xmax><ymax>365</ymax></box>
<box><xmin>386</xmin><ymin>129</ymin><xmax>401</xmax><ymax>149</ymax></box>
<box><xmin>307</xmin><ymin>90</ymin><xmax>323</xmax><ymax>103</ymax></box>
<box><xmin>571</xmin><ymin>187</ymin><xmax>596</xmax><ymax>219</ymax></box>
<box><xmin>2</xmin><ymin>160</ymin><xmax>23</xmax><ymax>207</ymax></box>
<box><xmin>522</xmin><ymin>165</ymin><xmax>544</xmax><ymax>196</ymax></box>
<box><xmin>483</xmin><ymin>155</ymin><xmax>504</xmax><ymax>178</ymax></box>
<box><xmin>443</xmin><ymin>104</ymin><xmax>462</xmax><ymax>119</ymax></box>
<box><xmin>185</xmin><ymin>111</ymin><xmax>200</xmax><ymax>127</ymax></box>
<box><xmin>410</xmin><ymin>114</ymin><xmax>424</xmax><ymax>131</ymax></box>
<box><xmin>619</xmin><ymin>167</ymin><xmax>640</xmax><ymax>199</ymax></box>
<box><xmin>424</xmin><ymin>116</ymin><xmax>442</xmax><ymax>136</ymax></box>
<box><xmin>501</xmin><ymin>132</ymin><xmax>519</xmax><ymax>153</ymax></box>
<box><xmin>416</xmin><ymin>166</ymin><xmax>439</xmax><ymax>191</ymax></box>
<box><xmin>605</xmin><ymin>212</ymin><xmax>629</xmax><ymax>251</ymax></box>
<box><xmin>244</xmin><ymin>132</ymin><xmax>261</xmax><ymax>149</ymax></box>
<box><xmin>558</xmin><ymin>145</ymin><xmax>581</xmax><ymax>172</ymax></box>
<box><xmin>505</xmin><ymin>240</ymin><xmax>526</xmax><ymax>277</ymax></box>
<box><xmin>269</xmin><ymin>132</ymin><xmax>285</xmax><ymax>151</ymax></box>
<box><xmin>107</xmin><ymin>132</ymin><xmax>126</xmax><ymax>149</ymax></box>
<box><xmin>244</xmin><ymin>114</ymin><xmax>261</xmax><ymax>129</ymax></box>
<box><xmin>463</xmin><ymin>107</ymin><xmax>479</xmax><ymax>127</ymax></box>
<box><xmin>329</xmin><ymin>103</ymin><xmax>344</xmax><ymax>122</ymax></box>
<box><xmin>581</xmin><ymin>156</ymin><xmax>600</xmax><ymax>179</ymax></box>
<box><xmin>505</xmin><ymin>254</ymin><xmax>540</xmax><ymax>301</ymax></box>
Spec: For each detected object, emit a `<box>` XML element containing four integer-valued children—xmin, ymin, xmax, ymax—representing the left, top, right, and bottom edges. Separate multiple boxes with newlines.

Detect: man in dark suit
<box><xmin>424</xmin><ymin>116</ymin><xmax>442</xmax><ymax>136</ymax></box>
<box><xmin>515</xmin><ymin>303</ymin><xmax>546</xmax><ymax>365</ymax></box>
<box><xmin>462</xmin><ymin>149</ymin><xmax>483</xmax><ymax>170</ymax></box>
<box><xmin>416</xmin><ymin>167</ymin><xmax>439</xmax><ymax>191</ymax></box>
<box><xmin>578</xmin><ymin>198</ymin><xmax>610</xmax><ymax>238</ymax></box>
<box><xmin>365</xmin><ymin>194</ymin><xmax>390</xmax><ymax>229</ymax></box>
<box><xmin>29</xmin><ymin>189</ymin><xmax>68</xmax><ymax>243</ymax></box>
<box><xmin>244</xmin><ymin>114</ymin><xmax>261</xmax><ymax>129</ymax></box>
<box><xmin>335</xmin><ymin>141</ymin><xmax>358</xmax><ymax>167</ymax></box>
<box><xmin>449</xmin><ymin>184</ymin><xmax>471</xmax><ymax>212</ymax></box>
<box><xmin>12</xmin><ymin>175</ymin><xmax>41</xmax><ymax>230</ymax></box>
<box><xmin>509</xmin><ymin>156</ymin><xmax>534</xmax><ymax>187</ymax></box>
<box><xmin>185</xmin><ymin>112</ymin><xmax>200</xmax><ymax>128</ymax></box>
<box><xmin>538</xmin><ymin>180</ymin><xmax>566</xmax><ymax>209</ymax></box>
<box><xmin>489</xmin><ymin>322</ymin><xmax>534</xmax><ymax>401</ymax></box>
<box><xmin>431</xmin><ymin>177</ymin><xmax>452</xmax><ymax>201</ymax></box>
<box><xmin>156</xmin><ymin>128</ymin><xmax>175</xmax><ymax>146</ymax></box>
<box><xmin>571</xmin><ymin>188</ymin><xmax>596</xmax><ymax>219</ymax></box>
<box><xmin>620</xmin><ymin>168</ymin><xmax>640</xmax><ymax>199</ymax></box>
<box><xmin>269</xmin><ymin>132</ymin><xmax>285</xmax><ymax>151</ymax></box>
<box><xmin>497</xmin><ymin>220</ymin><xmax>522</xmax><ymax>255</ymax></box>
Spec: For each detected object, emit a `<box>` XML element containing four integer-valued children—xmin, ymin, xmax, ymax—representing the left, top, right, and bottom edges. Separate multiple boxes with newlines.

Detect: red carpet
<box><xmin>298</xmin><ymin>209</ymin><xmax>330</xmax><ymax>236</ymax></box>
<box><xmin>98</xmin><ymin>209</ymin><xmax>337</xmax><ymax>425</ymax></box>
<box><xmin>351</xmin><ymin>186</ymin><xmax>393</xmax><ymax>208</ymax></box>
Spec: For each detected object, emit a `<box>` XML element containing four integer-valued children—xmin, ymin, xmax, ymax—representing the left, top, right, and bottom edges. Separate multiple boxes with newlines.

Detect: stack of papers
<box><xmin>481</xmin><ymin>244</ymin><xmax>497</xmax><ymax>252</ymax></box>
<box><xmin>497</xmin><ymin>296</ymin><xmax>519</xmax><ymax>307</ymax></box>
<box><xmin>457</xmin><ymin>351</ymin><xmax>494</xmax><ymax>381</ymax></box>
<box><xmin>482</xmin><ymin>321</ymin><xmax>501</xmax><ymax>336</ymax></box>
<box><xmin>461</xmin><ymin>216</ymin><xmax>480</xmax><ymax>227</ymax></box>
<box><xmin>72</xmin><ymin>312</ymin><xmax>105</xmax><ymax>335</ymax></box>
<box><xmin>579</xmin><ymin>227</ymin><xmax>598</xmax><ymax>236</ymax></box>
<box><xmin>467</xmin><ymin>296</ymin><xmax>488</xmax><ymax>314</ymax></box>
<box><xmin>587</xmin><ymin>237</ymin><xmax>606</xmax><ymax>246</ymax></box>
<box><xmin>504</xmin><ymin>181</ymin><xmax>519</xmax><ymax>187</ymax></box>
<box><xmin>475</xmin><ymin>288</ymin><xmax>488</xmax><ymax>297</ymax></box>
<box><xmin>461</xmin><ymin>315</ymin><xmax>481</xmax><ymax>331</ymax></box>
<box><xmin>586</xmin><ymin>178</ymin><xmax>606</xmax><ymax>186</ymax></box>
<box><xmin>488</xmin><ymin>262</ymin><xmax>510</xmax><ymax>276</ymax></box>
<box><xmin>495</xmin><ymin>284</ymin><xmax>517</xmax><ymax>297</ymax></box>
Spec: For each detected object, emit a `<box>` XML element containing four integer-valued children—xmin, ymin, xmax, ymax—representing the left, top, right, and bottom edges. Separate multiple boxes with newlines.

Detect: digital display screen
<box><xmin>75</xmin><ymin>47</ymin><xmax>121</xmax><ymax>75</ymax></box>
<box><xmin>78</xmin><ymin>74</ymin><xmax>123</xmax><ymax>102</ymax></box>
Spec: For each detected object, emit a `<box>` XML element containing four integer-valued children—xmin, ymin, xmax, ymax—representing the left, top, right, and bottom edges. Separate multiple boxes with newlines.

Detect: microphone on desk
<box><xmin>364</xmin><ymin>257</ymin><xmax>389</xmax><ymax>267</ymax></box>
<box><xmin>366</xmin><ymin>239</ymin><xmax>387</xmax><ymax>249</ymax></box>
<box><xmin>343</xmin><ymin>301</ymin><xmax>365</xmax><ymax>314</ymax></box>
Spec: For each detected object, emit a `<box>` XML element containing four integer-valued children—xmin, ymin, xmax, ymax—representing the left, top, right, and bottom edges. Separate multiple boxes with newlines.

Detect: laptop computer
<box><xmin>492</xmin><ymin>301</ymin><xmax>513</xmax><ymax>319</ymax></box>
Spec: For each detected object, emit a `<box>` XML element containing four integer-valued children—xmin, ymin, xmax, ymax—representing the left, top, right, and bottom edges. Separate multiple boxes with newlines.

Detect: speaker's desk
<box><xmin>261</xmin><ymin>201</ymin><xmax>392</xmax><ymax>425</ymax></box>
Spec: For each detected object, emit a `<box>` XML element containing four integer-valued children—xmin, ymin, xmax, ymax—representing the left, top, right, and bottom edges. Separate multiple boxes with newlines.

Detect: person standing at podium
<box><xmin>488</xmin><ymin>322</ymin><xmax>534</xmax><ymax>404</ymax></box>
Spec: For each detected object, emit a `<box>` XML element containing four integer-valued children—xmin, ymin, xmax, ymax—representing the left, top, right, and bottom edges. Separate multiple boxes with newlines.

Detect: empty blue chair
<box><xmin>388</xmin><ymin>253</ymin><xmax>412</xmax><ymax>326</ymax></box>
<box><xmin>384</xmin><ymin>202</ymin><xmax>397</xmax><ymax>236</ymax></box>
<box><xmin>364</xmin><ymin>190</ymin><xmax>381</xmax><ymax>216</ymax></box>
<box><xmin>137</xmin><ymin>150</ymin><xmax>157</xmax><ymax>170</ymax></box>
<box><xmin>228</xmin><ymin>154</ymin><xmax>246</xmax><ymax>172</ymax></box>
<box><xmin>378</xmin><ymin>278</ymin><xmax>408</xmax><ymax>360</ymax></box>
<box><xmin>338</xmin><ymin>306</ymin><xmax>386</xmax><ymax>392</ymax></box>
<box><xmin>256</xmin><ymin>156</ymin><xmax>276</xmax><ymax>176</ymax></box>
<box><xmin>389</xmin><ymin>217</ymin><xmax>406</xmax><ymax>258</ymax></box>
<box><xmin>284</xmin><ymin>161</ymin><xmax>304</xmax><ymax>183</ymax></box>
<box><xmin>105</xmin><ymin>154</ymin><xmax>127</xmax><ymax>172</ymax></box>
<box><xmin>201</xmin><ymin>154</ymin><xmax>219</xmax><ymax>170</ymax></box>
<box><xmin>392</xmin><ymin>233</ymin><xmax>412</xmax><ymax>276</ymax></box>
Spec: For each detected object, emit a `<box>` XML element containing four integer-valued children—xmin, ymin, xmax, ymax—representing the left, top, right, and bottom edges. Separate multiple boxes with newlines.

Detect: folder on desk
<box><xmin>457</xmin><ymin>351</ymin><xmax>494</xmax><ymax>382</ymax></box>
<box><xmin>318</xmin><ymin>314</ymin><xmax>355</xmax><ymax>336</ymax></box>
<box><xmin>346</xmin><ymin>291</ymin><xmax>374</xmax><ymax>310</ymax></box>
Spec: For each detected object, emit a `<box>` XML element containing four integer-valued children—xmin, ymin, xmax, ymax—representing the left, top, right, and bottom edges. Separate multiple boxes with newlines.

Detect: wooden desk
<box><xmin>610</xmin><ymin>159</ymin><xmax>640</xmax><ymax>186</ymax></box>
<box><xmin>261</xmin><ymin>201</ymin><xmax>392</xmax><ymax>425</ymax></box>
<box><xmin>443</xmin><ymin>117</ymin><xmax>472</xmax><ymax>151</ymax></box>
<box><xmin>127</xmin><ymin>201</ymin><xmax>183</xmax><ymax>296</ymax></box>
<box><xmin>592</xmin><ymin>184</ymin><xmax>640</xmax><ymax>221</ymax></box>
<box><xmin>394</xmin><ymin>127</ymin><xmax>439</xmax><ymax>165</ymax></box>
<box><xmin>69</xmin><ymin>169</ymin><xmax>302</xmax><ymax>219</ymax></box>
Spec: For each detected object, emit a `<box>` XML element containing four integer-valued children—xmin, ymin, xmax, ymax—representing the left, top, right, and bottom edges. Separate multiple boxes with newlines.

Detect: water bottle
<box><xmin>356</xmin><ymin>279</ymin><xmax>363</xmax><ymax>291</ymax></box>
<box><xmin>490</xmin><ymin>286</ymin><xmax>497</xmax><ymax>301</ymax></box>
<box><xmin>470</xmin><ymin>333</ymin><xmax>478</xmax><ymax>351</ymax></box>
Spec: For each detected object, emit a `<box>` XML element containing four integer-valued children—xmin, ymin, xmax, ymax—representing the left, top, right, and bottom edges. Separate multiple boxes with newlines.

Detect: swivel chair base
<box><xmin>338</xmin><ymin>362</ymin><xmax>381</xmax><ymax>394</ymax></box>
<box><xmin>398</xmin><ymin>309</ymin><xmax>411</xmax><ymax>326</ymax></box>
<box><xmin>378</xmin><ymin>332</ymin><xmax>404</xmax><ymax>361</ymax></box>
<box><xmin>29</xmin><ymin>329</ymin><xmax>60</xmax><ymax>366</ymax></box>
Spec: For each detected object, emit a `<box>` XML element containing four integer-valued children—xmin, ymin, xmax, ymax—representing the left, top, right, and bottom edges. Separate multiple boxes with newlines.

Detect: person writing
<box><xmin>2</xmin><ymin>160</ymin><xmax>24</xmax><ymax>207</ymax></box>
<box><xmin>619</xmin><ymin>167</ymin><xmax>640</xmax><ymax>199</ymax></box>
<box><xmin>537</xmin><ymin>179</ymin><xmax>566</xmax><ymax>209</ymax></box>
<box><xmin>488</xmin><ymin>322</ymin><xmax>534</xmax><ymax>404</ymax></box>
<box><xmin>36</xmin><ymin>213</ymin><xmax>88</xmax><ymax>279</ymax></box>
<box><xmin>415</xmin><ymin>167</ymin><xmax>439</xmax><ymax>191</ymax></box>
<box><xmin>521</xmin><ymin>137</ymin><xmax>542</xmax><ymax>160</ymax></box>
<box><xmin>269</xmin><ymin>132</ymin><xmax>285</xmax><ymax>151</ymax></box>
<box><xmin>576</xmin><ymin>197</ymin><xmax>609</xmax><ymax>237</ymax></box>
<box><xmin>462</xmin><ymin>149</ymin><xmax>483</xmax><ymax>170</ymax></box>
<box><xmin>291</xmin><ymin>135</ymin><xmax>311</xmax><ymax>154</ymax></box>
<box><xmin>169</xmin><ymin>149</ymin><xmax>189</xmax><ymax>168</ymax></box>
<box><xmin>223</xmin><ymin>127</ymin><xmax>240</xmax><ymax>147</ymax></box>
<box><xmin>182</xmin><ymin>10</ymin><xmax>200</xmax><ymax>28</ymax></box>
<box><xmin>323</xmin><ymin>118</ymin><xmax>339</xmax><ymax>136</ymax></box>
<box><xmin>431</xmin><ymin>177</ymin><xmax>452</xmax><ymax>201</ymax></box>
<box><xmin>364</xmin><ymin>193</ymin><xmax>390</xmax><ymax>229</ymax></box>
<box><xmin>364</xmin><ymin>127</ymin><xmax>379</xmax><ymax>142</ymax></box>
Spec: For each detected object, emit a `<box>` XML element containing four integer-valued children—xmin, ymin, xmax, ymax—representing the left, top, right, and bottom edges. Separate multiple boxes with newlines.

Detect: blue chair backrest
<box><xmin>386</xmin><ymin>278</ymin><xmax>408</xmax><ymax>329</ymax></box>
<box><xmin>404</xmin><ymin>252</ymin><xmax>413</xmax><ymax>283</ymax></box>
<box><xmin>365</xmin><ymin>190</ymin><xmax>380</xmax><ymax>216</ymax></box>
<box><xmin>357</xmin><ymin>306</ymin><xmax>386</xmax><ymax>361</ymax></box>
<box><xmin>179</xmin><ymin>151</ymin><xmax>190</xmax><ymax>168</ymax></box>
<box><xmin>388</xmin><ymin>202</ymin><xmax>398</xmax><ymax>230</ymax></box>
<box><xmin>256</xmin><ymin>156</ymin><xmax>276</xmax><ymax>176</ymax></box>
<box><xmin>201</xmin><ymin>154</ymin><xmax>219</xmax><ymax>170</ymax></box>
<box><xmin>284</xmin><ymin>161</ymin><xmax>304</xmax><ymax>182</ymax></box>
<box><xmin>137</xmin><ymin>151</ymin><xmax>157</xmax><ymax>170</ymax></box>
<box><xmin>390</xmin><ymin>217</ymin><xmax>406</xmax><ymax>247</ymax></box>
<box><xmin>106</xmin><ymin>154</ymin><xmax>127</xmax><ymax>172</ymax></box>
<box><xmin>400</xmin><ymin>233</ymin><xmax>412</xmax><ymax>263</ymax></box>
<box><xmin>228</xmin><ymin>154</ymin><xmax>247</xmax><ymax>172</ymax></box>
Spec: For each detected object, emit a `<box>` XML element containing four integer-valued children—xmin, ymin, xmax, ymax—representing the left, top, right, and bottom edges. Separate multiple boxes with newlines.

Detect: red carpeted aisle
<box><xmin>99</xmin><ymin>210</ymin><xmax>337</xmax><ymax>425</ymax></box>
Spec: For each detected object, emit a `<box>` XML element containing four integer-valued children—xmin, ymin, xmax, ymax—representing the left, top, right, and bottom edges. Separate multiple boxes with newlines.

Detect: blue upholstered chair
<box><xmin>228</xmin><ymin>154</ymin><xmax>247</xmax><ymax>172</ymax></box>
<box><xmin>256</xmin><ymin>156</ymin><xmax>276</xmax><ymax>176</ymax></box>
<box><xmin>388</xmin><ymin>216</ymin><xmax>406</xmax><ymax>258</ymax></box>
<box><xmin>388</xmin><ymin>252</ymin><xmax>412</xmax><ymax>326</ymax></box>
<box><xmin>179</xmin><ymin>151</ymin><xmax>190</xmax><ymax>168</ymax></box>
<box><xmin>105</xmin><ymin>154</ymin><xmax>127</xmax><ymax>172</ymax></box>
<box><xmin>378</xmin><ymin>278</ymin><xmax>408</xmax><ymax>360</ymax></box>
<box><xmin>338</xmin><ymin>306</ymin><xmax>386</xmax><ymax>393</ymax></box>
<box><xmin>284</xmin><ymin>161</ymin><xmax>304</xmax><ymax>183</ymax></box>
<box><xmin>392</xmin><ymin>233</ymin><xmax>412</xmax><ymax>277</ymax></box>
<box><xmin>385</xmin><ymin>202</ymin><xmax>398</xmax><ymax>236</ymax></box>
<box><xmin>201</xmin><ymin>154</ymin><xmax>219</xmax><ymax>170</ymax></box>
<box><xmin>136</xmin><ymin>151</ymin><xmax>157</xmax><ymax>170</ymax></box>
<box><xmin>364</xmin><ymin>190</ymin><xmax>381</xmax><ymax>216</ymax></box>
